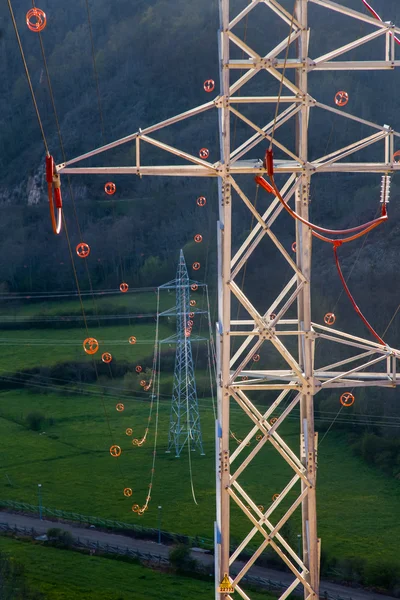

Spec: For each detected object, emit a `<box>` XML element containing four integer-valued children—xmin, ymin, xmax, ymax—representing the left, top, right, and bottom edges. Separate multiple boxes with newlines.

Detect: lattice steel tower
<box><xmin>160</xmin><ymin>250</ymin><xmax>205</xmax><ymax>457</ymax></box>
<box><xmin>58</xmin><ymin>1</ymin><xmax>400</xmax><ymax>598</ymax></box>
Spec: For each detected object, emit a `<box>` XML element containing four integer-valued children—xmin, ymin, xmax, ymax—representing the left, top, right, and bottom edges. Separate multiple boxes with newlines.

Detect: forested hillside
<box><xmin>2</xmin><ymin>0</ymin><xmax>400</xmax><ymax>465</ymax></box>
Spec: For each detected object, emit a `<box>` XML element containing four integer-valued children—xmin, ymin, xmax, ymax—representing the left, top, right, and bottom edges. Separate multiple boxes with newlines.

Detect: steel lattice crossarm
<box><xmin>57</xmin><ymin>1</ymin><xmax>400</xmax><ymax>600</ymax></box>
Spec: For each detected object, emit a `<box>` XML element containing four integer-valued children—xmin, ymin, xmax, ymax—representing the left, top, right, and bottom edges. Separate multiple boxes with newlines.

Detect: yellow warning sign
<box><xmin>218</xmin><ymin>573</ymin><xmax>234</xmax><ymax>594</ymax></box>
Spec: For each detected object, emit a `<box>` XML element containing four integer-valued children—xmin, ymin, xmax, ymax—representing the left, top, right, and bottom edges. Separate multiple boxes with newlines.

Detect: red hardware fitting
<box><xmin>76</xmin><ymin>242</ymin><xmax>90</xmax><ymax>258</ymax></box>
<box><xmin>83</xmin><ymin>337</ymin><xmax>99</xmax><ymax>355</ymax></box>
<box><xmin>45</xmin><ymin>154</ymin><xmax>62</xmax><ymax>235</ymax></box>
<box><xmin>266</xmin><ymin>149</ymin><xmax>274</xmax><ymax>177</ymax></box>
<box><xmin>104</xmin><ymin>182</ymin><xmax>116</xmax><ymax>195</ymax></box>
<box><xmin>340</xmin><ymin>392</ymin><xmax>355</xmax><ymax>407</ymax></box>
<box><xmin>203</xmin><ymin>79</ymin><xmax>215</xmax><ymax>92</ymax></box>
<box><xmin>324</xmin><ymin>312</ymin><xmax>336</xmax><ymax>326</ymax></box>
<box><xmin>26</xmin><ymin>8</ymin><xmax>46</xmax><ymax>32</ymax></box>
<box><xmin>334</xmin><ymin>91</ymin><xmax>349</xmax><ymax>107</ymax></box>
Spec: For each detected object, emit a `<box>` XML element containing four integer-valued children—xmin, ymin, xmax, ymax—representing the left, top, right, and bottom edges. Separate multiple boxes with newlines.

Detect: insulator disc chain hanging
<box><xmin>83</xmin><ymin>338</ymin><xmax>99</xmax><ymax>355</ymax></box>
<box><xmin>104</xmin><ymin>182</ymin><xmax>116</xmax><ymax>195</ymax></box>
<box><xmin>334</xmin><ymin>90</ymin><xmax>349</xmax><ymax>106</ymax></box>
<box><xmin>340</xmin><ymin>392</ymin><xmax>355</xmax><ymax>407</ymax></box>
<box><xmin>76</xmin><ymin>242</ymin><xmax>90</xmax><ymax>258</ymax></box>
<box><xmin>203</xmin><ymin>79</ymin><xmax>215</xmax><ymax>92</ymax></box>
<box><xmin>26</xmin><ymin>8</ymin><xmax>46</xmax><ymax>32</ymax></box>
<box><xmin>324</xmin><ymin>312</ymin><xmax>336</xmax><ymax>326</ymax></box>
<box><xmin>380</xmin><ymin>175</ymin><xmax>391</xmax><ymax>204</ymax></box>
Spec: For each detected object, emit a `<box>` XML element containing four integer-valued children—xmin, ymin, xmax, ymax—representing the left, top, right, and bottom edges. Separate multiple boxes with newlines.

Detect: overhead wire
<box><xmin>7</xmin><ymin>0</ymin><xmax>49</xmax><ymax>154</ymax></box>
<box><xmin>253</xmin><ymin>0</ymin><xmax>400</xmax><ymax>446</ymax></box>
<box><xmin>82</xmin><ymin>0</ymin><xmax>128</xmax><ymax>290</ymax></box>
<box><xmin>131</xmin><ymin>293</ymin><xmax>161</xmax><ymax>514</ymax></box>
<box><xmin>0</xmin><ymin>286</ymin><xmax>160</xmax><ymax>300</ymax></box>
<box><xmin>28</xmin><ymin>4</ymin><xmax>147</xmax><ymax>496</ymax></box>
<box><xmin>83</xmin><ymin>0</ymin><xmax>106</xmax><ymax>143</ymax></box>
<box><xmin>269</xmin><ymin>0</ymin><xmax>298</xmax><ymax>149</ymax></box>
<box><xmin>184</xmin><ymin>310</ymin><xmax>198</xmax><ymax>505</ymax></box>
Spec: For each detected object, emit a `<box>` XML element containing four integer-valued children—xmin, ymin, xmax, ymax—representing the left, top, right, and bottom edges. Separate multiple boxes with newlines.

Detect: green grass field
<box><xmin>0</xmin><ymin>322</ymin><xmax>174</xmax><ymax>372</ymax></box>
<box><xmin>0</xmin><ymin>388</ymin><xmax>399</xmax><ymax>567</ymax></box>
<box><xmin>0</xmin><ymin>297</ymin><xmax>399</xmax><ymax>574</ymax></box>
<box><xmin>0</xmin><ymin>291</ymin><xmax>173</xmax><ymax>318</ymax></box>
<box><xmin>0</xmin><ymin>536</ymin><xmax>275</xmax><ymax>600</ymax></box>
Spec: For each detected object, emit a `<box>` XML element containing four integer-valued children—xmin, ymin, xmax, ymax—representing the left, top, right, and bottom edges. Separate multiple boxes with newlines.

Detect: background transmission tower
<box><xmin>159</xmin><ymin>250</ymin><xmax>205</xmax><ymax>457</ymax></box>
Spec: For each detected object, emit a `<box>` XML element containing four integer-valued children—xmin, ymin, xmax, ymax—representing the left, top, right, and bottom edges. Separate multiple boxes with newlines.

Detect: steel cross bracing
<box><xmin>57</xmin><ymin>1</ymin><xmax>400</xmax><ymax>598</ymax></box>
<box><xmin>159</xmin><ymin>250</ymin><xmax>205</xmax><ymax>457</ymax></box>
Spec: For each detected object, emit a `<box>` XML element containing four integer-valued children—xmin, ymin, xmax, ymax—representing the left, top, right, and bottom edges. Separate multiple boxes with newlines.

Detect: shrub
<box><xmin>46</xmin><ymin>527</ymin><xmax>73</xmax><ymax>548</ymax></box>
<box><xmin>26</xmin><ymin>411</ymin><xmax>45</xmax><ymax>431</ymax></box>
<box><xmin>169</xmin><ymin>544</ymin><xmax>197</xmax><ymax>574</ymax></box>
<box><xmin>365</xmin><ymin>560</ymin><xmax>400</xmax><ymax>592</ymax></box>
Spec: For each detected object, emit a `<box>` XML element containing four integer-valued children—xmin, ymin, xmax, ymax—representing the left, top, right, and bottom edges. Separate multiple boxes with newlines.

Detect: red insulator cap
<box><xmin>54</xmin><ymin>187</ymin><xmax>63</xmax><ymax>209</ymax></box>
<box><xmin>266</xmin><ymin>149</ymin><xmax>274</xmax><ymax>177</ymax></box>
<box><xmin>46</xmin><ymin>155</ymin><xmax>54</xmax><ymax>183</ymax></box>
<box><xmin>254</xmin><ymin>176</ymin><xmax>274</xmax><ymax>194</ymax></box>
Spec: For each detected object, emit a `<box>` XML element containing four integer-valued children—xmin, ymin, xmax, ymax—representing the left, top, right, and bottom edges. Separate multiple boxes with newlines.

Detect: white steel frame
<box><xmin>57</xmin><ymin>1</ymin><xmax>400</xmax><ymax>598</ymax></box>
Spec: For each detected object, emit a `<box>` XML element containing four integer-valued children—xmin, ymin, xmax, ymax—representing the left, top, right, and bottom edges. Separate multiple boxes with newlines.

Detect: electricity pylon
<box><xmin>158</xmin><ymin>249</ymin><xmax>205</xmax><ymax>456</ymax></box>
<box><xmin>58</xmin><ymin>1</ymin><xmax>400</xmax><ymax>598</ymax></box>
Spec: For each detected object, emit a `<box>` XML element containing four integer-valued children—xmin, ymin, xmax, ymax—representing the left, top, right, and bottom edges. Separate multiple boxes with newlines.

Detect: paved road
<box><xmin>0</xmin><ymin>511</ymin><xmax>395</xmax><ymax>600</ymax></box>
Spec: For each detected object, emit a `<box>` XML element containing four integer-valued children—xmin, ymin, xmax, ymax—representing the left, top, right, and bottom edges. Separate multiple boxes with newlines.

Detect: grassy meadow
<box><xmin>0</xmin><ymin>536</ymin><xmax>275</xmax><ymax>600</ymax></box>
<box><xmin>0</xmin><ymin>294</ymin><xmax>399</xmax><ymax>572</ymax></box>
